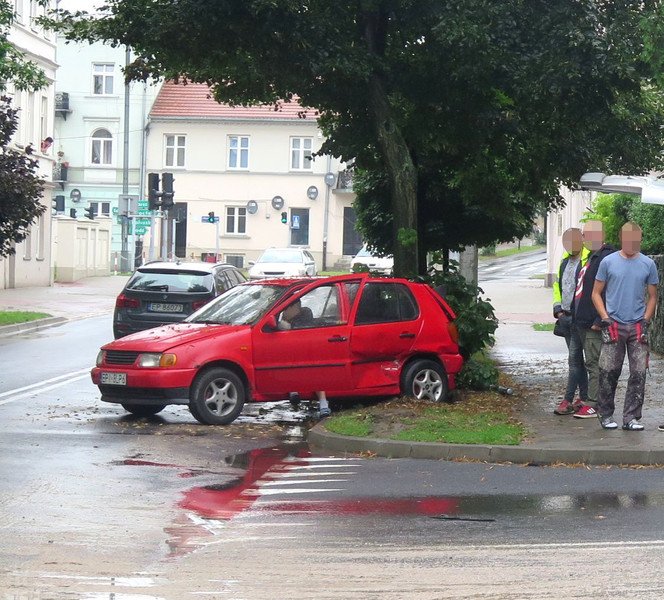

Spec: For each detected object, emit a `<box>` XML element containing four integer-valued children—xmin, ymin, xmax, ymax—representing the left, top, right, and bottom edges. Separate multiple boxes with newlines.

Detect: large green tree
<box><xmin>0</xmin><ymin>0</ymin><xmax>47</xmax><ymax>258</ymax></box>
<box><xmin>49</xmin><ymin>1</ymin><xmax>664</xmax><ymax>275</ymax></box>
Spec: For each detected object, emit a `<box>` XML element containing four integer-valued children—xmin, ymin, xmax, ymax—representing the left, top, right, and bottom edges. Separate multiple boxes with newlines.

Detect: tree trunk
<box><xmin>362</xmin><ymin>7</ymin><xmax>419</xmax><ymax>278</ymax></box>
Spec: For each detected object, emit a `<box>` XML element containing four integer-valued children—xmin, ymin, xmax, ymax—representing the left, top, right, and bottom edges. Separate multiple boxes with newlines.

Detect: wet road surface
<box><xmin>3</xmin><ymin>303</ymin><xmax>664</xmax><ymax>598</ymax></box>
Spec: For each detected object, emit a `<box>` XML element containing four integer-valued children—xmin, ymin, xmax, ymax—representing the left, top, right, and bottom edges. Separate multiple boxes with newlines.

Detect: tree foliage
<box><xmin>584</xmin><ymin>193</ymin><xmax>664</xmax><ymax>255</ymax></box>
<box><xmin>0</xmin><ymin>95</ymin><xmax>45</xmax><ymax>257</ymax></box>
<box><xmin>45</xmin><ymin>1</ymin><xmax>664</xmax><ymax>273</ymax></box>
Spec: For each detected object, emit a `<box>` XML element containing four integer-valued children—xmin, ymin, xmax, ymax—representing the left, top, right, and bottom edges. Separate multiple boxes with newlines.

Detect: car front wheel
<box><xmin>189</xmin><ymin>367</ymin><xmax>246</xmax><ymax>425</ymax></box>
<box><xmin>121</xmin><ymin>403</ymin><xmax>166</xmax><ymax>417</ymax></box>
<box><xmin>401</xmin><ymin>359</ymin><xmax>448</xmax><ymax>402</ymax></box>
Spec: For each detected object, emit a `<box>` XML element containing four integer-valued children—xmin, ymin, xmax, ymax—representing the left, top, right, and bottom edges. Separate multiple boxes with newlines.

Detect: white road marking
<box><xmin>248</xmin><ymin>487</ymin><xmax>345</xmax><ymax>496</ymax></box>
<box><xmin>0</xmin><ymin>368</ymin><xmax>91</xmax><ymax>406</ymax></box>
<box><xmin>259</xmin><ymin>479</ymin><xmax>349</xmax><ymax>486</ymax></box>
<box><xmin>266</xmin><ymin>471</ymin><xmax>358</xmax><ymax>478</ymax></box>
<box><xmin>281</xmin><ymin>464</ymin><xmax>359</xmax><ymax>470</ymax></box>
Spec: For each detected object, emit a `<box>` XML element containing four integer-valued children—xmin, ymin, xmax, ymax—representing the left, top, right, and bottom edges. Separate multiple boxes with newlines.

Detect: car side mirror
<box><xmin>262</xmin><ymin>315</ymin><xmax>278</xmax><ymax>332</ymax></box>
<box><xmin>248</xmin><ymin>261</ymin><xmax>256</xmax><ymax>267</ymax></box>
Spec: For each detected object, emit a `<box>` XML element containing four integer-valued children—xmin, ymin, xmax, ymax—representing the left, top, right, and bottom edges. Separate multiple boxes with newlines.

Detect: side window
<box><xmin>355</xmin><ymin>283</ymin><xmax>401</xmax><ymax>325</ymax></box>
<box><xmin>277</xmin><ymin>285</ymin><xmax>341</xmax><ymax>330</ymax></box>
<box><xmin>215</xmin><ymin>271</ymin><xmax>233</xmax><ymax>294</ymax></box>
<box><xmin>343</xmin><ymin>282</ymin><xmax>361</xmax><ymax>310</ymax></box>
<box><xmin>396</xmin><ymin>284</ymin><xmax>419</xmax><ymax>321</ymax></box>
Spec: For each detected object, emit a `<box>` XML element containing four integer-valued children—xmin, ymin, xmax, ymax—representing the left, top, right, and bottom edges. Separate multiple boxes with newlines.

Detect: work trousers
<box><xmin>578</xmin><ymin>328</ymin><xmax>602</xmax><ymax>404</ymax></box>
<box><xmin>597</xmin><ymin>322</ymin><xmax>648</xmax><ymax>425</ymax></box>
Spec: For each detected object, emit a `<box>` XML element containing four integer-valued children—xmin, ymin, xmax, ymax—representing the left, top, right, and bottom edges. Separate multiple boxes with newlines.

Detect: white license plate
<box><xmin>101</xmin><ymin>372</ymin><xmax>127</xmax><ymax>386</ymax></box>
<box><xmin>148</xmin><ymin>302</ymin><xmax>184</xmax><ymax>313</ymax></box>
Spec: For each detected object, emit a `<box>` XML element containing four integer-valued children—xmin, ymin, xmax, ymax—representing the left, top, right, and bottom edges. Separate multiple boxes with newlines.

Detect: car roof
<box><xmin>136</xmin><ymin>261</ymin><xmax>238</xmax><ymax>273</ymax></box>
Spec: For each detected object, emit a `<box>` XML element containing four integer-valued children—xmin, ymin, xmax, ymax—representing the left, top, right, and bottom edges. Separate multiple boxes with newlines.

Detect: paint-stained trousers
<box><xmin>597</xmin><ymin>322</ymin><xmax>649</xmax><ymax>425</ymax></box>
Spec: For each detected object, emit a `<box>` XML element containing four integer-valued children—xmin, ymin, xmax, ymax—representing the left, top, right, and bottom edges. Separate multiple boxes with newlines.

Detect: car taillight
<box><xmin>192</xmin><ymin>299</ymin><xmax>209</xmax><ymax>311</ymax></box>
<box><xmin>447</xmin><ymin>322</ymin><xmax>459</xmax><ymax>345</ymax></box>
<box><xmin>115</xmin><ymin>293</ymin><xmax>140</xmax><ymax>309</ymax></box>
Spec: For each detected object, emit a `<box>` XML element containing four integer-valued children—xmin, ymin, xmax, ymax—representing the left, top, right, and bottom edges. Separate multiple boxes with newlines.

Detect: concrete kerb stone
<box><xmin>307</xmin><ymin>423</ymin><xmax>664</xmax><ymax>466</ymax></box>
<box><xmin>0</xmin><ymin>316</ymin><xmax>68</xmax><ymax>338</ymax></box>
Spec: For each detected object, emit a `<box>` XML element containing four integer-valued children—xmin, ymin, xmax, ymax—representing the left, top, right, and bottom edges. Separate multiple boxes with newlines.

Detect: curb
<box><xmin>0</xmin><ymin>316</ymin><xmax>68</xmax><ymax>338</ymax></box>
<box><xmin>307</xmin><ymin>423</ymin><xmax>664</xmax><ymax>466</ymax></box>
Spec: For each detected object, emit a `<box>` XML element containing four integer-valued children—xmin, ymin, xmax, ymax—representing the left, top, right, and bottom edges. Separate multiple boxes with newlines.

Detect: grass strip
<box><xmin>392</xmin><ymin>406</ymin><xmax>524</xmax><ymax>445</ymax></box>
<box><xmin>324</xmin><ymin>412</ymin><xmax>374</xmax><ymax>437</ymax></box>
<box><xmin>533</xmin><ymin>323</ymin><xmax>555</xmax><ymax>331</ymax></box>
<box><xmin>0</xmin><ymin>311</ymin><xmax>51</xmax><ymax>326</ymax></box>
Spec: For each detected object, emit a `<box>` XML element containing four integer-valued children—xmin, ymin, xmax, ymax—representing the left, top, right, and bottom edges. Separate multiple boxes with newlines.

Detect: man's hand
<box><xmin>639</xmin><ymin>320</ymin><xmax>650</xmax><ymax>345</ymax></box>
<box><xmin>600</xmin><ymin>319</ymin><xmax>618</xmax><ymax>344</ymax></box>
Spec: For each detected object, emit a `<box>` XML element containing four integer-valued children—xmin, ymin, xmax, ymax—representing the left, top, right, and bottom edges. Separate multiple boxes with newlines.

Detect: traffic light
<box><xmin>207</xmin><ymin>211</ymin><xmax>215</xmax><ymax>223</ymax></box>
<box><xmin>148</xmin><ymin>172</ymin><xmax>161</xmax><ymax>210</ymax></box>
<box><xmin>281</xmin><ymin>211</ymin><xmax>288</xmax><ymax>224</ymax></box>
<box><xmin>84</xmin><ymin>204</ymin><xmax>96</xmax><ymax>220</ymax></box>
<box><xmin>161</xmin><ymin>172</ymin><xmax>174</xmax><ymax>209</ymax></box>
<box><xmin>52</xmin><ymin>195</ymin><xmax>65</xmax><ymax>214</ymax></box>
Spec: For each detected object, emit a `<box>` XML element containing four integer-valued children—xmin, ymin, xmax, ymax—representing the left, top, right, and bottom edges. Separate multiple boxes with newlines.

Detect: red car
<box><xmin>92</xmin><ymin>273</ymin><xmax>463</xmax><ymax>425</ymax></box>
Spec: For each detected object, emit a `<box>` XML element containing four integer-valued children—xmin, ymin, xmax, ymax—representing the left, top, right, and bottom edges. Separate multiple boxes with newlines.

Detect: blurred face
<box><xmin>562</xmin><ymin>228</ymin><xmax>583</xmax><ymax>255</ymax></box>
<box><xmin>582</xmin><ymin>220</ymin><xmax>604</xmax><ymax>251</ymax></box>
<box><xmin>283</xmin><ymin>302</ymin><xmax>301</xmax><ymax>321</ymax></box>
<box><xmin>620</xmin><ymin>224</ymin><xmax>642</xmax><ymax>257</ymax></box>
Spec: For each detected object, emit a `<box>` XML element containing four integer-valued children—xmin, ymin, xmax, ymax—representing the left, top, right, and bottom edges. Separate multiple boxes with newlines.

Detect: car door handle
<box><xmin>328</xmin><ymin>335</ymin><xmax>347</xmax><ymax>342</ymax></box>
<box><xmin>399</xmin><ymin>332</ymin><xmax>416</xmax><ymax>339</ymax></box>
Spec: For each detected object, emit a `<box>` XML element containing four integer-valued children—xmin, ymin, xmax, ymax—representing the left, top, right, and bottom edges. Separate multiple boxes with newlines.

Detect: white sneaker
<box><xmin>622</xmin><ymin>419</ymin><xmax>644</xmax><ymax>431</ymax></box>
<box><xmin>599</xmin><ymin>416</ymin><xmax>618</xmax><ymax>430</ymax></box>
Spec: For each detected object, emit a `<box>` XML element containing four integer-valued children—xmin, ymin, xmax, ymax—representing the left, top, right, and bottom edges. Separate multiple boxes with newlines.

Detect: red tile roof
<box><xmin>150</xmin><ymin>81</ymin><xmax>318</xmax><ymax>121</ymax></box>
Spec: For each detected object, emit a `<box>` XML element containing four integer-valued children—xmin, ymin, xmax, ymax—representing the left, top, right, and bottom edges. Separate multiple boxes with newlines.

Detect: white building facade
<box><xmin>53</xmin><ymin>39</ymin><xmax>160</xmax><ymax>270</ymax></box>
<box><xmin>0</xmin><ymin>0</ymin><xmax>57</xmax><ymax>289</ymax></box>
<box><xmin>145</xmin><ymin>82</ymin><xmax>362</xmax><ymax>271</ymax></box>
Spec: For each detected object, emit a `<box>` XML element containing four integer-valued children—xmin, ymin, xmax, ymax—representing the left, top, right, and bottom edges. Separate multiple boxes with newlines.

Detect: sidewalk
<box><xmin>3</xmin><ymin>272</ymin><xmax>664</xmax><ymax>464</ymax></box>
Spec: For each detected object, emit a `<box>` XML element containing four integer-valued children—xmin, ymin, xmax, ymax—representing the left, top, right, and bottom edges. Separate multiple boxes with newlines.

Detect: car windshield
<box><xmin>257</xmin><ymin>249</ymin><xmax>303</xmax><ymax>263</ymax></box>
<box><xmin>125</xmin><ymin>269</ymin><xmax>213</xmax><ymax>293</ymax></box>
<box><xmin>187</xmin><ymin>284</ymin><xmax>287</xmax><ymax>325</ymax></box>
<box><xmin>355</xmin><ymin>246</ymin><xmax>371</xmax><ymax>258</ymax></box>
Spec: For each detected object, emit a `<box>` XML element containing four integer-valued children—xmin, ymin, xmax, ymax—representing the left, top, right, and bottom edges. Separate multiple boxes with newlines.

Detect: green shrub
<box><xmin>456</xmin><ymin>351</ymin><xmax>499</xmax><ymax>390</ymax></box>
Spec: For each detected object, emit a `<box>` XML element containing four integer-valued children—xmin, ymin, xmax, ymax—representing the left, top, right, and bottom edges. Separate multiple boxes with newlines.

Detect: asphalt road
<box><xmin>3</xmin><ymin>284</ymin><xmax>664</xmax><ymax>598</ymax></box>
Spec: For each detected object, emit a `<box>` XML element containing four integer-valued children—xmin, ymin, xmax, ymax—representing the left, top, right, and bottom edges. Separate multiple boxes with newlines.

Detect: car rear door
<box><xmin>349</xmin><ymin>281</ymin><xmax>422</xmax><ymax>390</ymax></box>
<box><xmin>252</xmin><ymin>279</ymin><xmax>355</xmax><ymax>397</ymax></box>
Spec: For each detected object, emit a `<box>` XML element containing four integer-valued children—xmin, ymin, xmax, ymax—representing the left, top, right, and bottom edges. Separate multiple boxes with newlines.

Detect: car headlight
<box><xmin>138</xmin><ymin>353</ymin><xmax>177</xmax><ymax>368</ymax></box>
<box><xmin>96</xmin><ymin>350</ymin><xmax>106</xmax><ymax>366</ymax></box>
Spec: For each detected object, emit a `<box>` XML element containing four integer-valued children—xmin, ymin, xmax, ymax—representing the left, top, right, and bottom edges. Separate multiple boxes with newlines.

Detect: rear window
<box><xmin>125</xmin><ymin>270</ymin><xmax>214</xmax><ymax>293</ymax></box>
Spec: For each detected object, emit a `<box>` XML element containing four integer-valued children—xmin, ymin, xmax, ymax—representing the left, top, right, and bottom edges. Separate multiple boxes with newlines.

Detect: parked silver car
<box><xmin>248</xmin><ymin>248</ymin><xmax>317</xmax><ymax>279</ymax></box>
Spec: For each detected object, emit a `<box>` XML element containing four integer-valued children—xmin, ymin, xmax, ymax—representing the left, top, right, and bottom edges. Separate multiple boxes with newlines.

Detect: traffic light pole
<box><xmin>216</xmin><ymin>218</ymin><xmax>220</xmax><ymax>260</ymax></box>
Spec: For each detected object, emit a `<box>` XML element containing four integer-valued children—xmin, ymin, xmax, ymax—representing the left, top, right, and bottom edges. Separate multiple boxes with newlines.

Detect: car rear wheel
<box><xmin>121</xmin><ymin>403</ymin><xmax>166</xmax><ymax>417</ymax></box>
<box><xmin>401</xmin><ymin>359</ymin><xmax>448</xmax><ymax>402</ymax></box>
<box><xmin>189</xmin><ymin>367</ymin><xmax>246</xmax><ymax>425</ymax></box>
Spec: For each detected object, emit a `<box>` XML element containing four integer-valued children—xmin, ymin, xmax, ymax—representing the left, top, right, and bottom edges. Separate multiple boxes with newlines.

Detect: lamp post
<box><xmin>579</xmin><ymin>172</ymin><xmax>664</xmax><ymax>204</ymax></box>
<box><xmin>322</xmin><ymin>165</ymin><xmax>336</xmax><ymax>271</ymax></box>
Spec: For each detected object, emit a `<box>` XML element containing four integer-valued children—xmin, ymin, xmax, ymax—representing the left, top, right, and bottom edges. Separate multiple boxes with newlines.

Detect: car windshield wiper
<box><xmin>195</xmin><ymin>320</ymin><xmax>231</xmax><ymax>325</ymax></box>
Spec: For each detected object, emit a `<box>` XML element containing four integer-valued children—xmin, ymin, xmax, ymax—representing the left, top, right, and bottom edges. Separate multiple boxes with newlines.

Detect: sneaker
<box><xmin>573</xmin><ymin>405</ymin><xmax>598</xmax><ymax>419</ymax></box>
<box><xmin>622</xmin><ymin>419</ymin><xmax>644</xmax><ymax>431</ymax></box>
<box><xmin>318</xmin><ymin>407</ymin><xmax>331</xmax><ymax>418</ymax></box>
<box><xmin>572</xmin><ymin>398</ymin><xmax>585</xmax><ymax>412</ymax></box>
<box><xmin>554</xmin><ymin>400</ymin><xmax>575</xmax><ymax>415</ymax></box>
<box><xmin>599</xmin><ymin>416</ymin><xmax>618</xmax><ymax>430</ymax></box>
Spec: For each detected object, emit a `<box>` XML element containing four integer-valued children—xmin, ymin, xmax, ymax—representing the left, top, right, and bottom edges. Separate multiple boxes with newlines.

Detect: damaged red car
<box><xmin>92</xmin><ymin>273</ymin><xmax>464</xmax><ymax>425</ymax></box>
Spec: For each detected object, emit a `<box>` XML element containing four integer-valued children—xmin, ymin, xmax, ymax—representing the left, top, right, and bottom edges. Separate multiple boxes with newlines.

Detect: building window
<box><xmin>29</xmin><ymin>0</ymin><xmax>37</xmax><ymax>29</ymax></box>
<box><xmin>39</xmin><ymin>96</ymin><xmax>48</xmax><ymax>144</ymax></box>
<box><xmin>225</xmin><ymin>206</ymin><xmax>247</xmax><ymax>234</ymax></box>
<box><xmin>91</xmin><ymin>128</ymin><xmax>113</xmax><ymax>165</ymax></box>
<box><xmin>37</xmin><ymin>214</ymin><xmax>45</xmax><ymax>259</ymax></box>
<box><xmin>92</xmin><ymin>63</ymin><xmax>114</xmax><ymax>95</ymax></box>
<box><xmin>228</xmin><ymin>135</ymin><xmax>249</xmax><ymax>169</ymax></box>
<box><xmin>14</xmin><ymin>0</ymin><xmax>23</xmax><ymax>23</ymax></box>
<box><xmin>23</xmin><ymin>224</ymin><xmax>32</xmax><ymax>260</ymax></box>
<box><xmin>26</xmin><ymin>92</ymin><xmax>35</xmax><ymax>146</ymax></box>
<box><xmin>290</xmin><ymin>137</ymin><xmax>313</xmax><ymax>170</ymax></box>
<box><xmin>225</xmin><ymin>255</ymin><xmax>244</xmax><ymax>269</ymax></box>
<box><xmin>90</xmin><ymin>201</ymin><xmax>111</xmax><ymax>216</ymax></box>
<box><xmin>289</xmin><ymin>208</ymin><xmax>310</xmax><ymax>245</ymax></box>
<box><xmin>165</xmin><ymin>134</ymin><xmax>186</xmax><ymax>168</ymax></box>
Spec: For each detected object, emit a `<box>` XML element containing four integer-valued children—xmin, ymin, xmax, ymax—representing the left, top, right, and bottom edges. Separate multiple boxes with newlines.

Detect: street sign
<box><xmin>201</xmin><ymin>216</ymin><xmax>220</xmax><ymax>223</ymax></box>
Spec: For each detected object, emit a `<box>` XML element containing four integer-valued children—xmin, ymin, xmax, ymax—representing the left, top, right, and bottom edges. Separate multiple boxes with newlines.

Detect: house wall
<box><xmin>0</xmin><ymin>0</ymin><xmax>57</xmax><ymax>289</ymax></box>
<box><xmin>144</xmin><ymin>117</ymin><xmax>356</xmax><ymax>270</ymax></box>
<box><xmin>53</xmin><ymin>40</ymin><xmax>160</xmax><ymax>259</ymax></box>
<box><xmin>545</xmin><ymin>187</ymin><xmax>593</xmax><ymax>287</ymax></box>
